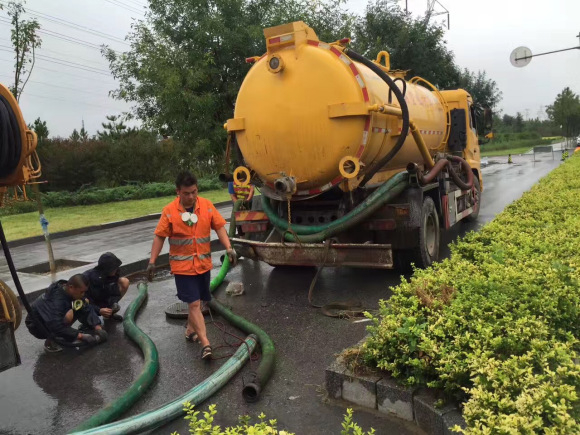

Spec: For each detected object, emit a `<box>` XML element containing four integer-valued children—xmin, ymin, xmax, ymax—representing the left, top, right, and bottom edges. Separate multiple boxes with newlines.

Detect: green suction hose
<box><xmin>209</xmin><ymin>199</ymin><xmax>275</xmax><ymax>402</ymax></box>
<box><xmin>262</xmin><ymin>172</ymin><xmax>409</xmax><ymax>242</ymax></box>
<box><xmin>72</xmin><ymin>282</ymin><xmax>159</xmax><ymax>432</ymax></box>
<box><xmin>69</xmin><ymin>335</ymin><xmax>257</xmax><ymax>435</ymax></box>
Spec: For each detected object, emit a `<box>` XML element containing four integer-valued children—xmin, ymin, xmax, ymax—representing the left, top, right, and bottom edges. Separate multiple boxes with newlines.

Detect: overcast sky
<box><xmin>0</xmin><ymin>0</ymin><xmax>578</xmax><ymax>137</ymax></box>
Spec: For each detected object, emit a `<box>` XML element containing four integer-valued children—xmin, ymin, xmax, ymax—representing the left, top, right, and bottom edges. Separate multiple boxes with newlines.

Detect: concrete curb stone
<box><xmin>413</xmin><ymin>389</ymin><xmax>457</xmax><ymax>435</ymax></box>
<box><xmin>325</xmin><ymin>345</ymin><xmax>466</xmax><ymax>434</ymax></box>
<box><xmin>376</xmin><ymin>377</ymin><xmax>417</xmax><ymax>422</ymax></box>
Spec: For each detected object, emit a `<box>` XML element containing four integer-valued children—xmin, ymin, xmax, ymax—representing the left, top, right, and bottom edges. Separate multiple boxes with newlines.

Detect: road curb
<box><xmin>325</xmin><ymin>344</ymin><xmax>466</xmax><ymax>434</ymax></box>
<box><xmin>7</xmin><ymin>199</ymin><xmax>233</xmax><ymax>248</ymax></box>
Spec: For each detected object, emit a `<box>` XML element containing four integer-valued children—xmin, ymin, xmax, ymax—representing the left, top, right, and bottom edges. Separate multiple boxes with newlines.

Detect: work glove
<box><xmin>146</xmin><ymin>262</ymin><xmax>156</xmax><ymax>282</ymax></box>
<box><xmin>226</xmin><ymin>248</ymin><xmax>238</xmax><ymax>267</ymax></box>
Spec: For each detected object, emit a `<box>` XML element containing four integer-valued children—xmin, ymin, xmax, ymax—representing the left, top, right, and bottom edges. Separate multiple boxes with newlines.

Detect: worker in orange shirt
<box><xmin>146</xmin><ymin>171</ymin><xmax>237</xmax><ymax>360</ymax></box>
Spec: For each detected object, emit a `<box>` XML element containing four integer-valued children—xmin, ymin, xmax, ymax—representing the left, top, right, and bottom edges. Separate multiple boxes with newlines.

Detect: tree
<box><xmin>28</xmin><ymin>117</ymin><xmax>49</xmax><ymax>143</ymax></box>
<box><xmin>97</xmin><ymin>114</ymin><xmax>132</xmax><ymax>140</ymax></box>
<box><xmin>514</xmin><ymin>112</ymin><xmax>524</xmax><ymax>133</ymax></box>
<box><xmin>546</xmin><ymin>87</ymin><xmax>580</xmax><ymax>138</ymax></box>
<box><xmin>353</xmin><ymin>0</ymin><xmax>501</xmax><ymax>109</ymax></box>
<box><xmin>457</xmin><ymin>69</ymin><xmax>502</xmax><ymax>110</ymax></box>
<box><xmin>69</xmin><ymin>129</ymin><xmax>81</xmax><ymax>142</ymax></box>
<box><xmin>353</xmin><ymin>0</ymin><xmax>460</xmax><ymax>89</ymax></box>
<box><xmin>104</xmin><ymin>0</ymin><xmax>353</xmax><ymax>166</ymax></box>
<box><xmin>6</xmin><ymin>0</ymin><xmax>41</xmax><ymax>101</ymax></box>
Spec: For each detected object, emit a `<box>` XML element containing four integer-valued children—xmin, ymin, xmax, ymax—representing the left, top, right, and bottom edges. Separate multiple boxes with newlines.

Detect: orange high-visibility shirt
<box><xmin>154</xmin><ymin>196</ymin><xmax>226</xmax><ymax>275</ymax></box>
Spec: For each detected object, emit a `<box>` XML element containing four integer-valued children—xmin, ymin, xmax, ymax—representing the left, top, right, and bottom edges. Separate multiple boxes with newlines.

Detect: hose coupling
<box><xmin>274</xmin><ymin>176</ymin><xmax>296</xmax><ymax>195</ymax></box>
<box><xmin>242</xmin><ymin>372</ymin><xmax>261</xmax><ymax>403</ymax></box>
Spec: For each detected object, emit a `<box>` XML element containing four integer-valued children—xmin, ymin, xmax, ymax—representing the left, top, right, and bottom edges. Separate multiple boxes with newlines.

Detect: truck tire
<box><xmin>409</xmin><ymin>196</ymin><xmax>440</xmax><ymax>269</ymax></box>
<box><xmin>463</xmin><ymin>176</ymin><xmax>481</xmax><ymax>222</ymax></box>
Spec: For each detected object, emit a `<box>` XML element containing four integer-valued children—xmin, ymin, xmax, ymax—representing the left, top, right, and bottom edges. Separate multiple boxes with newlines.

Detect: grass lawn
<box><xmin>1</xmin><ymin>188</ymin><xmax>230</xmax><ymax>241</ymax></box>
<box><xmin>480</xmin><ymin>146</ymin><xmax>533</xmax><ymax>157</ymax></box>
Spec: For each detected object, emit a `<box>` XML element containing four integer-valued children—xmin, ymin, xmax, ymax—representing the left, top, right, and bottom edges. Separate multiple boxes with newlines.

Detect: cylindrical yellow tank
<box><xmin>228</xmin><ymin>22</ymin><xmax>447</xmax><ymax>197</ymax></box>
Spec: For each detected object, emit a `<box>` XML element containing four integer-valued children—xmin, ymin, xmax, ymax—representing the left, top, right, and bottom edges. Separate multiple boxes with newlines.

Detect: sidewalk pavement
<box><xmin>0</xmin><ymin>202</ymin><xmax>233</xmax><ymax>300</ymax></box>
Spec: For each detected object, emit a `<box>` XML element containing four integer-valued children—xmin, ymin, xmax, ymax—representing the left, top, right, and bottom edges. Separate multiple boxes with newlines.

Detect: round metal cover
<box><xmin>510</xmin><ymin>46</ymin><xmax>532</xmax><ymax>67</ymax></box>
<box><xmin>165</xmin><ymin>301</ymin><xmax>189</xmax><ymax>319</ymax></box>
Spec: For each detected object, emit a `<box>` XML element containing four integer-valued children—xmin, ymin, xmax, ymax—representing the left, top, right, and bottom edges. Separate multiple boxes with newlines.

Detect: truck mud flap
<box><xmin>231</xmin><ymin>238</ymin><xmax>393</xmax><ymax>269</ymax></box>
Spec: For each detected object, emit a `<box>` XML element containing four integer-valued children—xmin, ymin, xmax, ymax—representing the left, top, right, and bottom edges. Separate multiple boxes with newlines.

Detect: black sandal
<box><xmin>201</xmin><ymin>345</ymin><xmax>212</xmax><ymax>360</ymax></box>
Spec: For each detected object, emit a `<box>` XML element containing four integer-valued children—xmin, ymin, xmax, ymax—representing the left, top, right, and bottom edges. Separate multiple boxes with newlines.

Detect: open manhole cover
<box><xmin>165</xmin><ymin>302</ymin><xmax>189</xmax><ymax>319</ymax></box>
<box><xmin>165</xmin><ymin>301</ymin><xmax>209</xmax><ymax>319</ymax></box>
<box><xmin>17</xmin><ymin>259</ymin><xmax>91</xmax><ymax>275</ymax></box>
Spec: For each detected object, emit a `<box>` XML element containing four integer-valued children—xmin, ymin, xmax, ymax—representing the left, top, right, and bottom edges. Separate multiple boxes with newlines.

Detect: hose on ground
<box><xmin>69</xmin><ymin>335</ymin><xmax>257</xmax><ymax>435</ymax></box>
<box><xmin>71</xmin><ymin>282</ymin><xmax>160</xmax><ymax>432</ymax></box>
<box><xmin>211</xmin><ymin>199</ymin><xmax>275</xmax><ymax>402</ymax></box>
<box><xmin>262</xmin><ymin>172</ymin><xmax>409</xmax><ymax>242</ymax></box>
<box><xmin>343</xmin><ymin>48</ymin><xmax>410</xmax><ymax>187</ymax></box>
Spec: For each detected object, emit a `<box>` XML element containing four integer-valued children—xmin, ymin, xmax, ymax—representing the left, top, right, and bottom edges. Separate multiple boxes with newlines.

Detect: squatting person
<box><xmin>147</xmin><ymin>171</ymin><xmax>237</xmax><ymax>360</ymax></box>
<box><xmin>25</xmin><ymin>274</ymin><xmax>107</xmax><ymax>353</ymax></box>
<box><xmin>83</xmin><ymin>252</ymin><xmax>130</xmax><ymax>321</ymax></box>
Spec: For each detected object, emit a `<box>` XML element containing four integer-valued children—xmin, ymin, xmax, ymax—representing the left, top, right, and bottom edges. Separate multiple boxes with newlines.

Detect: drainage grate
<box><xmin>17</xmin><ymin>259</ymin><xmax>91</xmax><ymax>275</ymax></box>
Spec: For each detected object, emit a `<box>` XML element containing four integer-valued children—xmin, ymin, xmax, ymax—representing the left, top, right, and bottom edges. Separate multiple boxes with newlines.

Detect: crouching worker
<box><xmin>25</xmin><ymin>274</ymin><xmax>107</xmax><ymax>353</ymax></box>
<box><xmin>84</xmin><ymin>252</ymin><xmax>129</xmax><ymax>321</ymax></box>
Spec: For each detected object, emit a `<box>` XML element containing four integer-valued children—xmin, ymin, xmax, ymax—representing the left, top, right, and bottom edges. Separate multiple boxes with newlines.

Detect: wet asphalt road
<box><xmin>0</xmin><ymin>154</ymin><xmax>562</xmax><ymax>435</ymax></box>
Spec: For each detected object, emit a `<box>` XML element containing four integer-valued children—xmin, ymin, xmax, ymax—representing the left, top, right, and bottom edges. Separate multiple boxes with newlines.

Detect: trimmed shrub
<box><xmin>36</xmin><ymin>133</ymin><xmax>223</xmax><ymax>192</ymax></box>
<box><xmin>0</xmin><ymin>180</ymin><xmax>223</xmax><ymax>215</ymax></box>
<box><xmin>363</xmin><ymin>155</ymin><xmax>580</xmax><ymax>433</ymax></box>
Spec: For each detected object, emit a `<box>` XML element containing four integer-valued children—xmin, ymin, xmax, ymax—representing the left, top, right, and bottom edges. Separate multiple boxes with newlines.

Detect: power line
<box><xmin>103</xmin><ymin>0</ymin><xmax>145</xmax><ymax>15</ymax></box>
<box><xmin>0</xmin><ymin>18</ymin><xmax>119</xmax><ymax>53</ymax></box>
<box><xmin>0</xmin><ymin>2</ymin><xmax>130</xmax><ymax>45</ymax></box>
<box><xmin>0</xmin><ymin>47</ymin><xmax>112</xmax><ymax>75</ymax></box>
<box><xmin>0</xmin><ymin>73</ymin><xmax>115</xmax><ymax>97</ymax></box>
<box><xmin>0</xmin><ymin>37</ymin><xmax>110</xmax><ymax>67</ymax></box>
<box><xmin>119</xmin><ymin>0</ymin><xmax>148</xmax><ymax>8</ymax></box>
<box><xmin>20</xmin><ymin>91</ymin><xmax>128</xmax><ymax>111</ymax></box>
<box><xmin>0</xmin><ymin>57</ymin><xmax>118</xmax><ymax>84</ymax></box>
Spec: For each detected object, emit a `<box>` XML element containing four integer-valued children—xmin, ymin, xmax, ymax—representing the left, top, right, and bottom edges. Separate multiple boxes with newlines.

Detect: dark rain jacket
<box><xmin>83</xmin><ymin>252</ymin><xmax>122</xmax><ymax>308</ymax></box>
<box><xmin>25</xmin><ymin>280</ymin><xmax>100</xmax><ymax>342</ymax></box>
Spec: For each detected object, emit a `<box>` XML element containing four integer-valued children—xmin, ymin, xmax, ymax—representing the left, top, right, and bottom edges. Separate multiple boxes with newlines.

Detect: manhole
<box><xmin>165</xmin><ymin>301</ymin><xmax>210</xmax><ymax>319</ymax></box>
<box><xmin>17</xmin><ymin>259</ymin><xmax>91</xmax><ymax>275</ymax></box>
<box><xmin>165</xmin><ymin>301</ymin><xmax>189</xmax><ymax>319</ymax></box>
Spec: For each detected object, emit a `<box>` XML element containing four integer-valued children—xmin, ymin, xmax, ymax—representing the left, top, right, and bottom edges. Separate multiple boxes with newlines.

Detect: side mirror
<box><xmin>483</xmin><ymin>107</ymin><xmax>493</xmax><ymax>131</ymax></box>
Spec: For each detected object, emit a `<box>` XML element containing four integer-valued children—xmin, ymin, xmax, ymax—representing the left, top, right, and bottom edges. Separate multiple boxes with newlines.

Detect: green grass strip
<box><xmin>364</xmin><ymin>155</ymin><xmax>580</xmax><ymax>433</ymax></box>
<box><xmin>1</xmin><ymin>189</ymin><xmax>230</xmax><ymax>241</ymax></box>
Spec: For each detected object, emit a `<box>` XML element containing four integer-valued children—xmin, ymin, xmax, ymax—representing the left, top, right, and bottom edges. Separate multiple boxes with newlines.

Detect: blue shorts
<box><xmin>174</xmin><ymin>272</ymin><xmax>211</xmax><ymax>304</ymax></box>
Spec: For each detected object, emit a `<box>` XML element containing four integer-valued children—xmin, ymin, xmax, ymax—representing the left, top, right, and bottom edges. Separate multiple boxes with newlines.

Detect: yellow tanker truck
<box><xmin>226</xmin><ymin>22</ymin><xmax>489</xmax><ymax>269</ymax></box>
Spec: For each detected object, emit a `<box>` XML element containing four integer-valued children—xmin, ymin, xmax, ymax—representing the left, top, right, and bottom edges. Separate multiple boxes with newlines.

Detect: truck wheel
<box><xmin>464</xmin><ymin>176</ymin><xmax>481</xmax><ymax>222</ymax></box>
<box><xmin>409</xmin><ymin>196</ymin><xmax>440</xmax><ymax>269</ymax></box>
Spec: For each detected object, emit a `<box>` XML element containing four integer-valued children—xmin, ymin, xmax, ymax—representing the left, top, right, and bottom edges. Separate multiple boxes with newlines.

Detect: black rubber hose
<box><xmin>343</xmin><ymin>48</ymin><xmax>410</xmax><ymax>187</ymax></box>
<box><xmin>0</xmin><ymin>94</ymin><xmax>22</xmax><ymax>178</ymax></box>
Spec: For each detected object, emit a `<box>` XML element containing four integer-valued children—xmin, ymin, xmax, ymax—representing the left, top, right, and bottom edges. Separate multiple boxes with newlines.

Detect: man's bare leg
<box><xmin>188</xmin><ymin>300</ymin><xmax>209</xmax><ymax>347</ymax></box>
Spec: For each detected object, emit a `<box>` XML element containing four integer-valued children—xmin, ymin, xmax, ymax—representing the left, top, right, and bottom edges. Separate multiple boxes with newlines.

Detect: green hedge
<box><xmin>363</xmin><ymin>155</ymin><xmax>580</xmax><ymax>433</ymax></box>
<box><xmin>36</xmin><ymin>133</ymin><xmax>224</xmax><ymax>192</ymax></box>
<box><xmin>0</xmin><ymin>179</ymin><xmax>222</xmax><ymax>216</ymax></box>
